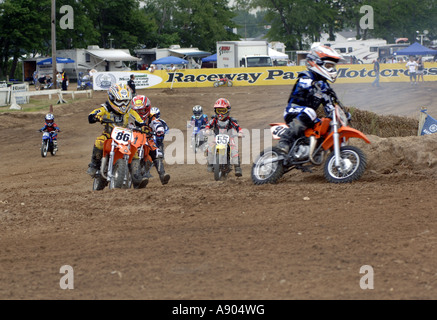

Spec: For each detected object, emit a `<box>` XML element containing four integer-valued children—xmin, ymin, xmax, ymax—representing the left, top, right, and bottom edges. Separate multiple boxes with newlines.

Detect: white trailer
<box><xmin>56</xmin><ymin>46</ymin><xmax>140</xmax><ymax>80</ymax></box>
<box><xmin>316</xmin><ymin>35</ymin><xmax>387</xmax><ymax>64</ymax></box>
<box><xmin>217</xmin><ymin>41</ymin><xmax>273</xmax><ymax>68</ymax></box>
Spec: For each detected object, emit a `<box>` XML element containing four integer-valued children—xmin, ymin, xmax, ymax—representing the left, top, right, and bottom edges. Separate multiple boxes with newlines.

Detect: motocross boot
<box><xmin>86</xmin><ymin>146</ymin><xmax>102</xmax><ymax>178</ymax></box>
<box><xmin>277</xmin><ymin>118</ymin><xmax>306</xmax><ymax>154</ymax></box>
<box><xmin>153</xmin><ymin>159</ymin><xmax>170</xmax><ymax>185</ymax></box>
<box><xmin>133</xmin><ymin>174</ymin><xmax>149</xmax><ymax>189</ymax></box>
<box><xmin>53</xmin><ymin>139</ymin><xmax>58</xmax><ymax>151</ymax></box>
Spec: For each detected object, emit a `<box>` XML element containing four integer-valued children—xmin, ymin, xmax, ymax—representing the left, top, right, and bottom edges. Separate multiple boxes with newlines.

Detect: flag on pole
<box><xmin>420</xmin><ymin>109</ymin><xmax>437</xmax><ymax>135</ymax></box>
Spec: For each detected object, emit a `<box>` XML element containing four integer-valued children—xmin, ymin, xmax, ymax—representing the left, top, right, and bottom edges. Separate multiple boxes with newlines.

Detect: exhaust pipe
<box><xmin>309</xmin><ymin>136</ymin><xmax>324</xmax><ymax>165</ymax></box>
<box><xmin>100</xmin><ymin>157</ymin><xmax>108</xmax><ymax>180</ymax></box>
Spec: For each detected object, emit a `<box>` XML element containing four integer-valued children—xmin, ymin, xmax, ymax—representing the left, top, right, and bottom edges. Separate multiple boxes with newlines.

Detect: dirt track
<box><xmin>1</xmin><ymin>81</ymin><xmax>437</xmax><ymax>300</ymax></box>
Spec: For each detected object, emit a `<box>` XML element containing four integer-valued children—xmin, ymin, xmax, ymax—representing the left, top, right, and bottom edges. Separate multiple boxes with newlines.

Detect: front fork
<box><xmin>332</xmin><ymin>122</ymin><xmax>348</xmax><ymax>168</ymax></box>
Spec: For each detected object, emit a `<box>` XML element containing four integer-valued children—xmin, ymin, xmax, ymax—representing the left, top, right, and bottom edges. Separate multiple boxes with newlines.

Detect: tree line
<box><xmin>0</xmin><ymin>0</ymin><xmax>436</xmax><ymax>80</ymax></box>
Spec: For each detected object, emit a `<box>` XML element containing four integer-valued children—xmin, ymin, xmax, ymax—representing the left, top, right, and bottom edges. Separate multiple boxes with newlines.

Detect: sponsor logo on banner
<box><xmin>93</xmin><ymin>72</ymin><xmax>163</xmax><ymax>90</ymax></box>
<box><xmin>95</xmin><ymin>73</ymin><xmax>117</xmax><ymax>89</ymax></box>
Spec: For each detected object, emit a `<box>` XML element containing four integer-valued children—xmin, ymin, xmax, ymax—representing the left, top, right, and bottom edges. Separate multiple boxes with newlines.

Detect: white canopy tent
<box><xmin>268</xmin><ymin>47</ymin><xmax>288</xmax><ymax>60</ymax></box>
<box><xmin>86</xmin><ymin>49</ymin><xmax>141</xmax><ymax>62</ymax></box>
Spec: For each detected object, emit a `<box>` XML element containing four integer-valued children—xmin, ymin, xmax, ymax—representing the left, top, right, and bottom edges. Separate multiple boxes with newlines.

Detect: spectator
<box><xmin>406</xmin><ymin>56</ymin><xmax>418</xmax><ymax>86</ymax></box>
<box><xmin>127</xmin><ymin>74</ymin><xmax>136</xmax><ymax>95</ymax></box>
<box><xmin>56</xmin><ymin>72</ymin><xmax>62</xmax><ymax>88</ymax></box>
<box><xmin>62</xmin><ymin>72</ymin><xmax>68</xmax><ymax>91</ymax></box>
<box><xmin>417</xmin><ymin>57</ymin><xmax>425</xmax><ymax>83</ymax></box>
<box><xmin>148</xmin><ymin>64</ymin><xmax>156</xmax><ymax>73</ymax></box>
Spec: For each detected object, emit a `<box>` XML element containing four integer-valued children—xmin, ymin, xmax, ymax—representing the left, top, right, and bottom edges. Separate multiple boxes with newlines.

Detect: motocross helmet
<box><xmin>150</xmin><ymin>107</ymin><xmax>160</xmax><ymax>119</ymax></box>
<box><xmin>45</xmin><ymin>113</ymin><xmax>54</xmax><ymax>126</ymax></box>
<box><xmin>107</xmin><ymin>83</ymin><xmax>132</xmax><ymax>115</ymax></box>
<box><xmin>214</xmin><ymin>98</ymin><xmax>231</xmax><ymax>120</ymax></box>
<box><xmin>193</xmin><ymin>105</ymin><xmax>203</xmax><ymax>119</ymax></box>
<box><xmin>131</xmin><ymin>95</ymin><xmax>151</xmax><ymax>120</ymax></box>
<box><xmin>306</xmin><ymin>45</ymin><xmax>343</xmax><ymax>82</ymax></box>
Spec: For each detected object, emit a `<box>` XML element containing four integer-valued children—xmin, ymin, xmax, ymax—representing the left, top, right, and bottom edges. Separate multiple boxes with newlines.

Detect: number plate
<box><xmin>111</xmin><ymin>126</ymin><xmax>133</xmax><ymax>145</ymax></box>
<box><xmin>215</xmin><ymin>134</ymin><xmax>230</xmax><ymax>146</ymax></box>
<box><xmin>270</xmin><ymin>124</ymin><xmax>289</xmax><ymax>140</ymax></box>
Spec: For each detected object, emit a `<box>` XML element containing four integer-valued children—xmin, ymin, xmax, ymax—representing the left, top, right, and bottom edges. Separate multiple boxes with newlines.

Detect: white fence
<box><xmin>1</xmin><ymin>85</ymin><xmax>93</xmax><ymax>110</ymax></box>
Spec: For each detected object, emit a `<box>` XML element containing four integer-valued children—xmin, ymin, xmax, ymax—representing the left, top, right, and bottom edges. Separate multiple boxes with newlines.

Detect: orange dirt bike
<box><xmin>93</xmin><ymin>119</ymin><xmax>145</xmax><ymax>190</ymax></box>
<box><xmin>251</xmin><ymin>95</ymin><xmax>370</xmax><ymax>184</ymax></box>
<box><xmin>130</xmin><ymin>132</ymin><xmax>155</xmax><ymax>188</ymax></box>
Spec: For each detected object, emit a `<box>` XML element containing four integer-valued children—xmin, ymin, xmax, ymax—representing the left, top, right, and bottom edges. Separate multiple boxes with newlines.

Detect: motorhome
<box><xmin>23</xmin><ymin>46</ymin><xmax>141</xmax><ymax>82</ymax></box>
<box><xmin>317</xmin><ymin>33</ymin><xmax>388</xmax><ymax>64</ymax></box>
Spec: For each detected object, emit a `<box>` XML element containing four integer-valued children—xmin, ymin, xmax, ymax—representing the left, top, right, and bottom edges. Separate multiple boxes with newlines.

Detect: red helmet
<box><xmin>131</xmin><ymin>95</ymin><xmax>151</xmax><ymax>120</ymax></box>
<box><xmin>214</xmin><ymin>98</ymin><xmax>231</xmax><ymax>120</ymax></box>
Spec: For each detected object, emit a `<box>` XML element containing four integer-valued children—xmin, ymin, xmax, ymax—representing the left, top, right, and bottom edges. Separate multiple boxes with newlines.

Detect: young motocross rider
<box><xmin>277</xmin><ymin>45</ymin><xmax>347</xmax><ymax>154</ymax></box>
<box><xmin>131</xmin><ymin>95</ymin><xmax>170</xmax><ymax>185</ymax></box>
<box><xmin>204</xmin><ymin>98</ymin><xmax>243</xmax><ymax>177</ymax></box>
<box><xmin>86</xmin><ymin>83</ymin><xmax>148</xmax><ymax>188</ymax></box>
<box><xmin>39</xmin><ymin>113</ymin><xmax>61</xmax><ymax>151</ymax></box>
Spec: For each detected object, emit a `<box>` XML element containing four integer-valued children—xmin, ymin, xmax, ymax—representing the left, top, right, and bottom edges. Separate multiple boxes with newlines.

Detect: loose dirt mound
<box><xmin>1</xmin><ymin>83</ymin><xmax>437</xmax><ymax>300</ymax></box>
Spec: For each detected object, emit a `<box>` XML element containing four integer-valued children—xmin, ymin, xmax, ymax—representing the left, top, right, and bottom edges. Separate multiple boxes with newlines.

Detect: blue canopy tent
<box><xmin>202</xmin><ymin>53</ymin><xmax>217</xmax><ymax>62</ymax></box>
<box><xmin>37</xmin><ymin>57</ymin><xmax>75</xmax><ymax>65</ymax></box>
<box><xmin>393</xmin><ymin>42</ymin><xmax>437</xmax><ymax>56</ymax></box>
<box><xmin>151</xmin><ymin>56</ymin><xmax>188</xmax><ymax>65</ymax></box>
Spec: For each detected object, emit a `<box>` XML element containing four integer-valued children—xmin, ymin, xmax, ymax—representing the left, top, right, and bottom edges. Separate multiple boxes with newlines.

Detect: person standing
<box><xmin>416</xmin><ymin>57</ymin><xmax>425</xmax><ymax>83</ymax></box>
<box><xmin>406</xmin><ymin>56</ymin><xmax>418</xmax><ymax>86</ymax></box>
<box><xmin>127</xmin><ymin>74</ymin><xmax>136</xmax><ymax>95</ymax></box>
<box><xmin>372</xmin><ymin>58</ymin><xmax>381</xmax><ymax>88</ymax></box>
<box><xmin>61</xmin><ymin>72</ymin><xmax>68</xmax><ymax>91</ymax></box>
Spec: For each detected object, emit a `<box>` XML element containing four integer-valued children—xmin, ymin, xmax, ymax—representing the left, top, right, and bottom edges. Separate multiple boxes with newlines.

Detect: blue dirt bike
<box><xmin>191</xmin><ymin>125</ymin><xmax>207</xmax><ymax>154</ymax></box>
<box><xmin>40</xmin><ymin>130</ymin><xmax>59</xmax><ymax>157</ymax></box>
<box><xmin>77</xmin><ymin>72</ymin><xmax>93</xmax><ymax>90</ymax></box>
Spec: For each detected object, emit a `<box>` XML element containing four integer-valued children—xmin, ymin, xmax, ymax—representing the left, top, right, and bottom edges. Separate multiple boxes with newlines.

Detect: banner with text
<box><xmin>92</xmin><ymin>63</ymin><xmax>437</xmax><ymax>90</ymax></box>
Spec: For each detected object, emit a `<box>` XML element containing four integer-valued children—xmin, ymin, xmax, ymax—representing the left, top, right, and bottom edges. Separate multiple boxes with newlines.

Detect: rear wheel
<box><xmin>41</xmin><ymin>140</ymin><xmax>48</xmax><ymax>157</ymax></box>
<box><xmin>324</xmin><ymin>146</ymin><xmax>367</xmax><ymax>183</ymax></box>
<box><xmin>251</xmin><ymin>147</ymin><xmax>284</xmax><ymax>185</ymax></box>
<box><xmin>227</xmin><ymin>80</ymin><xmax>233</xmax><ymax>87</ymax></box>
<box><xmin>213</xmin><ymin>81</ymin><xmax>219</xmax><ymax>87</ymax></box>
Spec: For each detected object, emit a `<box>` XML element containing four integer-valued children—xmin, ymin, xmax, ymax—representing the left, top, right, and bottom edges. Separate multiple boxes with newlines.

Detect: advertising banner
<box><xmin>92</xmin><ymin>63</ymin><xmax>437</xmax><ymax>90</ymax></box>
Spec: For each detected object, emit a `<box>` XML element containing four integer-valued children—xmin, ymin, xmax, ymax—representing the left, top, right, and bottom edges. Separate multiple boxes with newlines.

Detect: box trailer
<box><xmin>217</xmin><ymin>41</ymin><xmax>273</xmax><ymax>68</ymax></box>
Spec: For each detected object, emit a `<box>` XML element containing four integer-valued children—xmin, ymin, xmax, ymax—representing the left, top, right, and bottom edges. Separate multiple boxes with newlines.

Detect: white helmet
<box><xmin>306</xmin><ymin>45</ymin><xmax>343</xmax><ymax>82</ymax></box>
<box><xmin>193</xmin><ymin>105</ymin><xmax>203</xmax><ymax>119</ymax></box>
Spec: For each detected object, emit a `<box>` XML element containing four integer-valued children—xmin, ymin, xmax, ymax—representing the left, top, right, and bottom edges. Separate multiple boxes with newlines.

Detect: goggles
<box><xmin>322</xmin><ymin>61</ymin><xmax>336</xmax><ymax>71</ymax></box>
<box><xmin>113</xmin><ymin>99</ymin><xmax>131</xmax><ymax>107</ymax></box>
<box><xmin>215</xmin><ymin>107</ymin><xmax>228</xmax><ymax>115</ymax></box>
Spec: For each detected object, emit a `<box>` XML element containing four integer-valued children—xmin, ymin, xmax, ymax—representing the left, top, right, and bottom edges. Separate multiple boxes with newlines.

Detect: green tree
<box><xmin>248</xmin><ymin>0</ymin><xmax>342</xmax><ymax>50</ymax></box>
<box><xmin>143</xmin><ymin>0</ymin><xmax>239</xmax><ymax>52</ymax></box>
<box><xmin>233</xmin><ymin>9</ymin><xmax>268</xmax><ymax>39</ymax></box>
<box><xmin>0</xmin><ymin>0</ymin><xmax>51</xmax><ymax>79</ymax></box>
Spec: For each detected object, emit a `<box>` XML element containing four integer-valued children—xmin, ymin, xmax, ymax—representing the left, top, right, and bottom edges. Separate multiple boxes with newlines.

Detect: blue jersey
<box><xmin>190</xmin><ymin>114</ymin><xmax>208</xmax><ymax>128</ymax></box>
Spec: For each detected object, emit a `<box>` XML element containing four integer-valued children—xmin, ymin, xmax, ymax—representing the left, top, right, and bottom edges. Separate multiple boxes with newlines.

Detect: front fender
<box><xmin>321</xmin><ymin>126</ymin><xmax>371</xmax><ymax>150</ymax></box>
